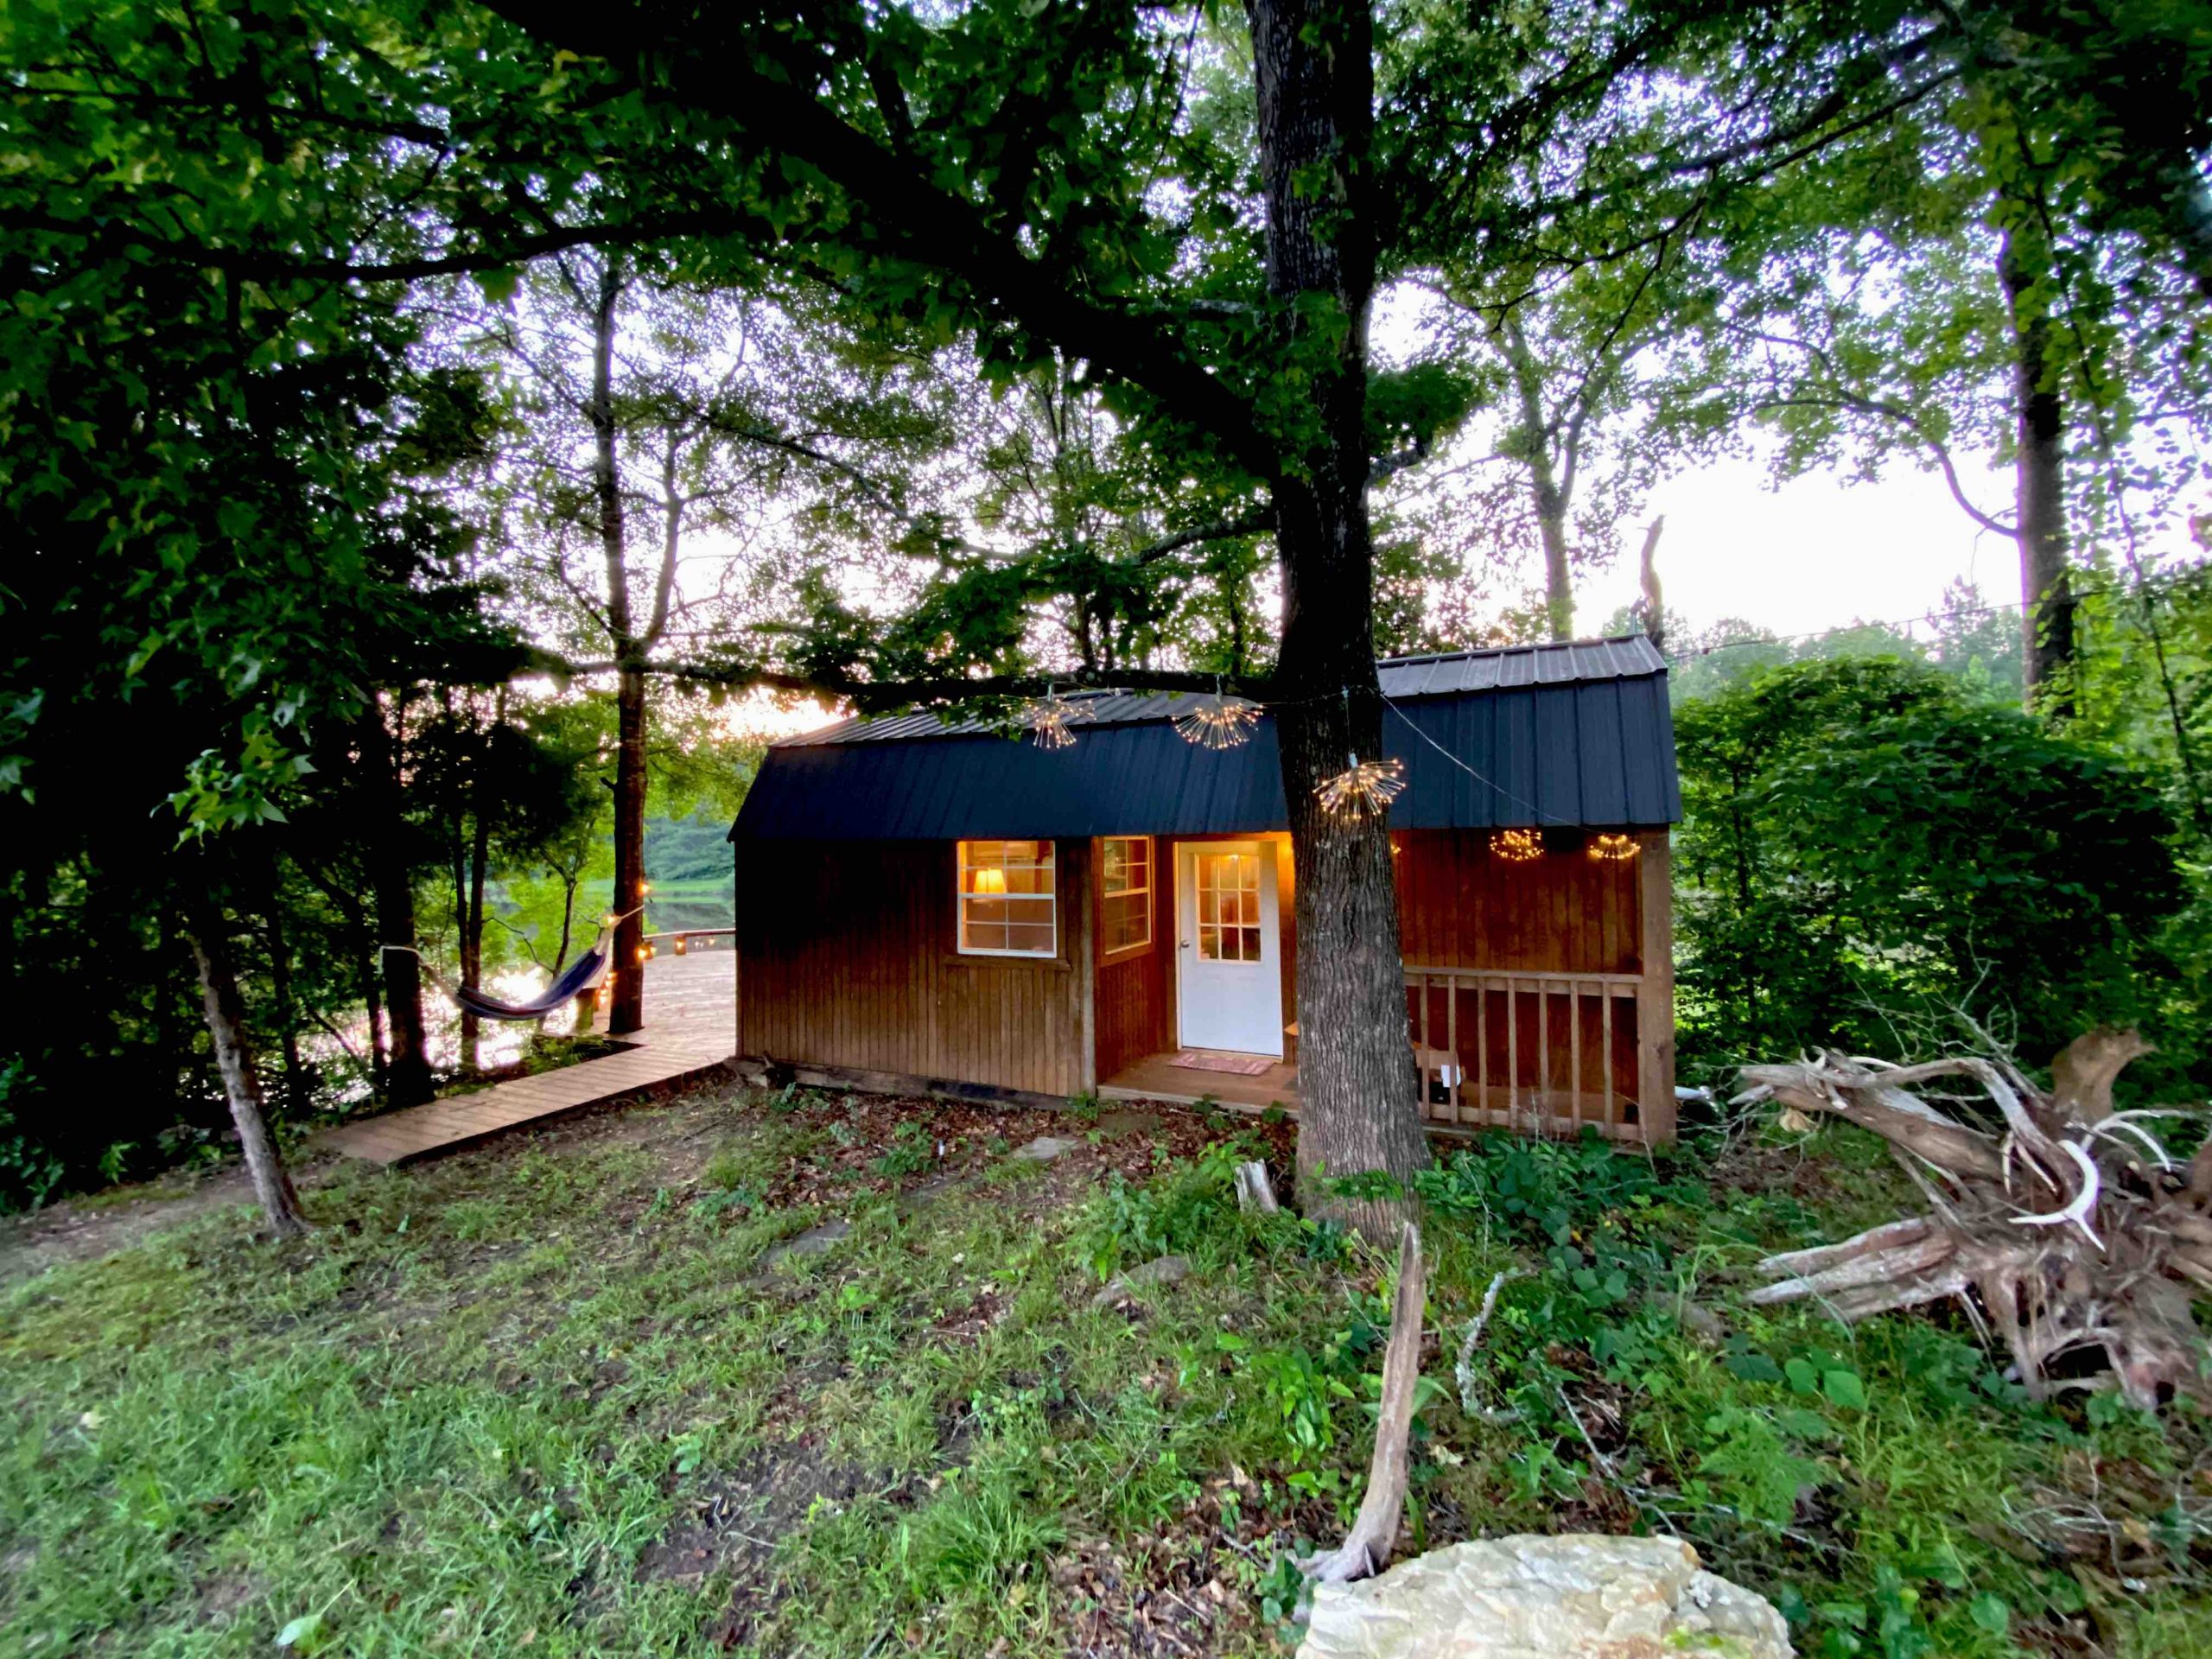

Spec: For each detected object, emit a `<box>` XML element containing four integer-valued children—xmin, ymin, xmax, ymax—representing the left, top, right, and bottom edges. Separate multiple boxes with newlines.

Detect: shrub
<box><xmin>1672</xmin><ymin>656</ymin><xmax>2187</xmax><ymax>1080</ymax></box>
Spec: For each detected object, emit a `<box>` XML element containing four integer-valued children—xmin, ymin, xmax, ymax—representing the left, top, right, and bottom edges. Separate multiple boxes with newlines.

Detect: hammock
<box><xmin>380</xmin><ymin>906</ymin><xmax>634</xmax><ymax>1022</ymax></box>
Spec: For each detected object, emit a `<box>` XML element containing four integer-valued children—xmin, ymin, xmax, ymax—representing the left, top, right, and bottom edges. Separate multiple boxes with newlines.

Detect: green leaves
<box><xmin>1675</xmin><ymin>654</ymin><xmax>2187</xmax><ymax>1072</ymax></box>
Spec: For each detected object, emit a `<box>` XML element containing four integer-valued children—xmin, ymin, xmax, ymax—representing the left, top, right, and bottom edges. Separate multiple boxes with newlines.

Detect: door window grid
<box><xmin>1194</xmin><ymin>851</ymin><xmax>1262</xmax><ymax>963</ymax></box>
<box><xmin>957</xmin><ymin>840</ymin><xmax>1057</xmax><ymax>957</ymax></box>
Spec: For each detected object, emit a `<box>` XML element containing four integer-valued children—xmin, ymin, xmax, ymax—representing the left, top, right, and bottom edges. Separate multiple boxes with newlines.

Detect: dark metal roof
<box><xmin>731</xmin><ymin>636</ymin><xmax>1680</xmax><ymax>840</ymax></box>
<box><xmin>780</xmin><ymin>634</ymin><xmax>1669</xmax><ymax>747</ymax></box>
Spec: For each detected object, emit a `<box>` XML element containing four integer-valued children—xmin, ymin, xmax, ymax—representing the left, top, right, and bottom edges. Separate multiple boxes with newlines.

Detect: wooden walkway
<box><xmin>320</xmin><ymin>949</ymin><xmax>737</xmax><ymax>1166</ymax></box>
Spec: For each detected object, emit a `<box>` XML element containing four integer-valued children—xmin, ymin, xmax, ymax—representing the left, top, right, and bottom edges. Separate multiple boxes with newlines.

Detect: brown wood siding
<box><xmin>1094</xmin><ymin>950</ymin><xmax>1165</xmax><ymax>1082</ymax></box>
<box><xmin>734</xmin><ymin>837</ymin><xmax>1089</xmax><ymax>1097</ymax></box>
<box><xmin>1092</xmin><ymin>836</ymin><xmax>1171</xmax><ymax>1082</ymax></box>
<box><xmin>1392</xmin><ymin>830</ymin><xmax>1643</xmax><ymax>975</ymax></box>
<box><xmin>1392</xmin><ymin>829</ymin><xmax>1674</xmax><ymax>1140</ymax></box>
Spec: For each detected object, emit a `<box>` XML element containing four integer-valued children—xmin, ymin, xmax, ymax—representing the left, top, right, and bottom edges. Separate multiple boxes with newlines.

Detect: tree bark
<box><xmin>262</xmin><ymin>901</ymin><xmax>307</xmax><ymax>1115</ymax></box>
<box><xmin>611</xmin><ymin>667</ymin><xmax>649</xmax><ymax>1033</ymax></box>
<box><xmin>2001</xmin><ymin>227</ymin><xmax>2075</xmax><ymax>715</ymax></box>
<box><xmin>588</xmin><ymin>257</ymin><xmax>650</xmax><ymax>1035</ymax></box>
<box><xmin>182</xmin><ymin>895</ymin><xmax>308</xmax><ymax>1238</ymax></box>
<box><xmin>361</xmin><ymin>705</ymin><xmax>434</xmax><ymax>1105</ymax></box>
<box><xmin>461</xmin><ymin>779</ymin><xmax>491</xmax><ymax>1068</ymax></box>
<box><xmin>1248</xmin><ymin>0</ymin><xmax>1429</xmax><ymax>1237</ymax></box>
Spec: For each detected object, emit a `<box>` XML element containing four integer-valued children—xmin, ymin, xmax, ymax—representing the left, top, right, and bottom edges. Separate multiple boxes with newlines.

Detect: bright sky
<box><xmin>726</xmin><ymin>450</ymin><xmax>2033</xmax><ymax>744</ymax></box>
<box><xmin>1571</xmin><ymin>451</ymin><xmax>2026</xmax><ymax>643</ymax></box>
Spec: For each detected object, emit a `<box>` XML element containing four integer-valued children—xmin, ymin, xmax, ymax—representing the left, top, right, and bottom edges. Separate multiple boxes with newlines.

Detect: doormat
<box><xmin>1169</xmin><ymin>1050</ymin><xmax>1274</xmax><ymax>1076</ymax></box>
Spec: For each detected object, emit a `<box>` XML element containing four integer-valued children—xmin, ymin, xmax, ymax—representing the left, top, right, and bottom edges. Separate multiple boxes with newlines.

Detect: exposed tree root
<box><xmin>1738</xmin><ymin>1032</ymin><xmax>2210</xmax><ymax>1411</ymax></box>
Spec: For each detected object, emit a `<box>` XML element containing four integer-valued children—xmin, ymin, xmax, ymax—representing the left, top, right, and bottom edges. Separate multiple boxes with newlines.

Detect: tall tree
<box><xmin>1</xmin><ymin>0</ymin><xmax>523</xmax><ymax>1222</ymax></box>
<box><xmin>422</xmin><ymin>0</ymin><xmax>2011</xmax><ymax>1228</ymax></box>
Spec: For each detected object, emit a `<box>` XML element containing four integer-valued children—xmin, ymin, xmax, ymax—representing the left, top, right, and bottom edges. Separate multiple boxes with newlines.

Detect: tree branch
<box><xmin>476</xmin><ymin>2</ymin><xmax>1280</xmax><ymax>480</ymax></box>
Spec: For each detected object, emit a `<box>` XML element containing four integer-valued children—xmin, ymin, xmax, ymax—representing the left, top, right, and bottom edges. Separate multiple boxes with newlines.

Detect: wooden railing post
<box><xmin>1636</xmin><ymin>831</ymin><xmax>1677</xmax><ymax>1145</ymax></box>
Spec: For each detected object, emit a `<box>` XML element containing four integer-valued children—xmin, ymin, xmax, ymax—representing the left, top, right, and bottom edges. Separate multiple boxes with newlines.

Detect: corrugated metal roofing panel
<box><xmin>783</xmin><ymin>635</ymin><xmax>1670</xmax><ymax>747</ymax></box>
<box><xmin>732</xmin><ymin>666</ymin><xmax>1678</xmax><ymax>839</ymax></box>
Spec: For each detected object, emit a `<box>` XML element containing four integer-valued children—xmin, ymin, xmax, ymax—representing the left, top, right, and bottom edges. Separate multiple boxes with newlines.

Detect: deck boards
<box><xmin>1099</xmin><ymin>1050</ymin><xmax>1301</xmax><ymax>1113</ymax></box>
<box><xmin>318</xmin><ymin>950</ymin><xmax>736</xmax><ymax>1166</ymax></box>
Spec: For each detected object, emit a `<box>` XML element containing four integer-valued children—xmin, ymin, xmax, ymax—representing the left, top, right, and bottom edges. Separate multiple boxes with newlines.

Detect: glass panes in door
<box><xmin>1193</xmin><ymin>850</ymin><xmax>1262</xmax><ymax>963</ymax></box>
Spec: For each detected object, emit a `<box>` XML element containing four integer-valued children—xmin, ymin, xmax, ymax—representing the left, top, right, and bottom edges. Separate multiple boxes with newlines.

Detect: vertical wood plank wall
<box><xmin>734</xmin><ymin>837</ymin><xmax>1089</xmax><ymax>1097</ymax></box>
<box><xmin>733</xmin><ymin>827</ymin><xmax>1675</xmax><ymax>1135</ymax></box>
<box><xmin>1392</xmin><ymin>828</ymin><xmax>1673</xmax><ymax>1135</ymax></box>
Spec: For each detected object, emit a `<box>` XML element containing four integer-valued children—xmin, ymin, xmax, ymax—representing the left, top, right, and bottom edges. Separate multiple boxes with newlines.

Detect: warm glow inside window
<box><xmin>957</xmin><ymin>840</ymin><xmax>1057</xmax><ymax>957</ymax></box>
<box><xmin>1100</xmin><ymin>836</ymin><xmax>1153</xmax><ymax>954</ymax></box>
<box><xmin>1194</xmin><ymin>849</ymin><xmax>1262</xmax><ymax>962</ymax></box>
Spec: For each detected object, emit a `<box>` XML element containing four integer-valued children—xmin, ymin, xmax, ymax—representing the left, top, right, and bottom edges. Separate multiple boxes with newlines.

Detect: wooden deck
<box><xmin>1100</xmin><ymin>1050</ymin><xmax>1301</xmax><ymax>1113</ymax></box>
<box><xmin>319</xmin><ymin>949</ymin><xmax>736</xmax><ymax>1166</ymax></box>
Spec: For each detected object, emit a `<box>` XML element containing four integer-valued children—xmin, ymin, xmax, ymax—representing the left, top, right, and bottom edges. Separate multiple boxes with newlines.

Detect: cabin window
<box><xmin>957</xmin><ymin>840</ymin><xmax>1057</xmax><ymax>957</ymax></box>
<box><xmin>1099</xmin><ymin>836</ymin><xmax>1153</xmax><ymax>955</ymax></box>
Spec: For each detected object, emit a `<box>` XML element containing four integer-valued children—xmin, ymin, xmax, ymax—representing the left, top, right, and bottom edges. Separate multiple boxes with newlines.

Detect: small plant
<box><xmin>1079</xmin><ymin>1139</ymin><xmax>1268</xmax><ymax>1277</ymax></box>
<box><xmin>1066</xmin><ymin>1090</ymin><xmax>1103</xmax><ymax>1124</ymax></box>
<box><xmin>871</xmin><ymin>1119</ymin><xmax>935</xmax><ymax>1177</ymax></box>
<box><xmin>695</xmin><ymin>1179</ymin><xmax>762</xmax><ymax>1220</ymax></box>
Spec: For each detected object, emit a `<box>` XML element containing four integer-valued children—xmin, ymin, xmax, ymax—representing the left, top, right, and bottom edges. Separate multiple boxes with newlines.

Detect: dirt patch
<box><xmin>694</xmin><ymin>1084</ymin><xmax>1294</xmax><ymax>1225</ymax></box>
<box><xmin>194</xmin><ymin>1567</ymin><xmax>265</xmax><ymax>1624</ymax></box>
<box><xmin>0</xmin><ymin>1162</ymin><xmax>291</xmax><ymax>1289</ymax></box>
<box><xmin>1052</xmin><ymin>1533</ymin><xmax>1247</xmax><ymax>1657</ymax></box>
<box><xmin>638</xmin><ymin>1438</ymin><xmax>884</xmax><ymax>1648</ymax></box>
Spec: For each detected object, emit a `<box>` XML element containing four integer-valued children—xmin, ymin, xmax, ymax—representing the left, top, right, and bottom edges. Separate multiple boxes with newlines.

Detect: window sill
<box><xmin>945</xmin><ymin>952</ymin><xmax>1073</xmax><ymax>973</ymax></box>
<box><xmin>1099</xmin><ymin>940</ymin><xmax>1155</xmax><ymax>967</ymax></box>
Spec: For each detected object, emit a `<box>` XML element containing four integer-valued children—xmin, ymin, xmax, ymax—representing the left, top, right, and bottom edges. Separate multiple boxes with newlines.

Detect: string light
<box><xmin>1173</xmin><ymin>691</ymin><xmax>1261</xmax><ymax>750</ymax></box>
<box><xmin>1022</xmin><ymin>687</ymin><xmax>1088</xmax><ymax>749</ymax></box>
<box><xmin>1316</xmin><ymin>753</ymin><xmax>1406</xmax><ymax>818</ymax></box>
<box><xmin>1490</xmin><ymin>828</ymin><xmax>1542</xmax><ymax>862</ymax></box>
<box><xmin>1587</xmin><ymin>832</ymin><xmax>1639</xmax><ymax>862</ymax></box>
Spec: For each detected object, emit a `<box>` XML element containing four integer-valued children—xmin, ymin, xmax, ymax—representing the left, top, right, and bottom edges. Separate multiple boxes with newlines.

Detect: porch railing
<box><xmin>1403</xmin><ymin>966</ymin><xmax>1652</xmax><ymax>1140</ymax></box>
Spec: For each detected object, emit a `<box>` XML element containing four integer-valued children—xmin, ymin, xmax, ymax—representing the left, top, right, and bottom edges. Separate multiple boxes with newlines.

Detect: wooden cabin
<box><xmin>728</xmin><ymin>638</ymin><xmax>1682</xmax><ymax>1142</ymax></box>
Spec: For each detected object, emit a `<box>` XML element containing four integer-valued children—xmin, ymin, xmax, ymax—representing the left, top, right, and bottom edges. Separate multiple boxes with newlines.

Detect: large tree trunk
<box><xmin>361</xmin><ymin>706</ymin><xmax>433</xmax><ymax>1105</ymax></box>
<box><xmin>1535</xmin><ymin>482</ymin><xmax>1573</xmax><ymax>643</ymax></box>
<box><xmin>460</xmin><ymin>796</ymin><xmax>490</xmax><ymax>1068</ymax></box>
<box><xmin>2001</xmin><ymin>227</ymin><xmax>2074</xmax><ymax>715</ymax></box>
<box><xmin>1501</xmin><ymin>316</ymin><xmax>1575</xmax><ymax>642</ymax></box>
<box><xmin>588</xmin><ymin>257</ymin><xmax>650</xmax><ymax>1035</ymax></box>
<box><xmin>610</xmin><ymin>668</ymin><xmax>649</xmax><ymax>1033</ymax></box>
<box><xmin>1247</xmin><ymin>0</ymin><xmax>1430</xmax><ymax>1237</ymax></box>
<box><xmin>182</xmin><ymin>894</ymin><xmax>308</xmax><ymax>1238</ymax></box>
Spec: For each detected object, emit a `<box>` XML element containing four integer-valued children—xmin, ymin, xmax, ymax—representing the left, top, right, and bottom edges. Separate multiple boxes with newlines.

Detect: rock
<box><xmin>1096</xmin><ymin>1108</ymin><xmax>1163</xmax><ymax>1138</ymax></box>
<box><xmin>1090</xmin><ymin>1254</ymin><xmax>1192</xmax><ymax>1308</ymax></box>
<box><xmin>1013</xmin><ymin>1135</ymin><xmax>1079</xmax><ymax>1164</ymax></box>
<box><xmin>1645</xmin><ymin>1291</ymin><xmax>1727</xmax><ymax>1347</ymax></box>
<box><xmin>1298</xmin><ymin>1534</ymin><xmax>1791</xmax><ymax>1659</ymax></box>
<box><xmin>761</xmin><ymin>1217</ymin><xmax>849</xmax><ymax>1268</ymax></box>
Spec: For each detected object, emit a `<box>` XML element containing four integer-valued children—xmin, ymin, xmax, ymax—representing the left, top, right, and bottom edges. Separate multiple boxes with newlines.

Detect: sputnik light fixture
<box><xmin>1172</xmin><ymin>680</ymin><xmax>1261</xmax><ymax>751</ymax></box>
<box><xmin>1022</xmin><ymin>684</ymin><xmax>1088</xmax><ymax>749</ymax></box>
<box><xmin>1316</xmin><ymin>755</ymin><xmax>1406</xmax><ymax>817</ymax></box>
<box><xmin>1587</xmin><ymin>832</ymin><xmax>1639</xmax><ymax>862</ymax></box>
<box><xmin>1489</xmin><ymin>828</ymin><xmax>1542</xmax><ymax>862</ymax></box>
<box><xmin>1314</xmin><ymin>688</ymin><xmax>1406</xmax><ymax>819</ymax></box>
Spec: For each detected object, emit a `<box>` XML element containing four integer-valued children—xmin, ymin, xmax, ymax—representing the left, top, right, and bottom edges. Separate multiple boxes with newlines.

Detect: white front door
<box><xmin>1176</xmin><ymin>841</ymin><xmax>1284</xmax><ymax>1057</ymax></box>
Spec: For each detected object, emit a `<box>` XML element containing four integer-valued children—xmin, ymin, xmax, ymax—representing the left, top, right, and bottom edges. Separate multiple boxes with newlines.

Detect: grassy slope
<box><xmin>2</xmin><ymin>1084</ymin><xmax>2207</xmax><ymax>1657</ymax></box>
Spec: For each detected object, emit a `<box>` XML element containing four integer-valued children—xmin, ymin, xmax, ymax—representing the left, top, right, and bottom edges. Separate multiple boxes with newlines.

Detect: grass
<box><xmin>2</xmin><ymin>1082</ymin><xmax>2208</xmax><ymax>1656</ymax></box>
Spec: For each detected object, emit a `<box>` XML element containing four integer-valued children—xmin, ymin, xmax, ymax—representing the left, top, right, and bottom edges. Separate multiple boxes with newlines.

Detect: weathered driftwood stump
<box><xmin>1738</xmin><ymin>1032</ymin><xmax>2210</xmax><ymax>1410</ymax></box>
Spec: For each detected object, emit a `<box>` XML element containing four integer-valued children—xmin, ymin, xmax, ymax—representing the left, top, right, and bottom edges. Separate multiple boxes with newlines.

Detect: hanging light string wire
<box><xmin>1378</xmin><ymin>693</ymin><xmax>1555</xmax><ymax>827</ymax></box>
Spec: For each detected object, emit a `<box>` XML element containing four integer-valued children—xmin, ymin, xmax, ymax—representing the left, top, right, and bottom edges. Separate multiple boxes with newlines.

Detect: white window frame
<box><xmin>956</xmin><ymin>839</ymin><xmax>1058</xmax><ymax>958</ymax></box>
<box><xmin>1099</xmin><ymin>835</ymin><xmax>1154</xmax><ymax>956</ymax></box>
